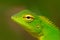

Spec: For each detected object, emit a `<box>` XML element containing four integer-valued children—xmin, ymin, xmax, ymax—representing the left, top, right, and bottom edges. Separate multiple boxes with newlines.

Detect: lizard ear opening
<box><xmin>23</xmin><ymin>14</ymin><xmax>34</xmax><ymax>22</ymax></box>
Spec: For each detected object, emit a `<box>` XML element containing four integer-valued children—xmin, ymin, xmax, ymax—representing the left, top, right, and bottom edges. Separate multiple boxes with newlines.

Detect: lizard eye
<box><xmin>23</xmin><ymin>14</ymin><xmax>34</xmax><ymax>22</ymax></box>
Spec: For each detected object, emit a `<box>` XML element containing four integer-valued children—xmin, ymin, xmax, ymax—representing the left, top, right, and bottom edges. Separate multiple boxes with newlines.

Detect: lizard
<box><xmin>11</xmin><ymin>10</ymin><xmax>59</xmax><ymax>40</ymax></box>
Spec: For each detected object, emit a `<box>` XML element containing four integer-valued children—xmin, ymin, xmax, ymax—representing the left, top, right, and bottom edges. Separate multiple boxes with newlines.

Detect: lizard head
<box><xmin>11</xmin><ymin>10</ymin><xmax>43</xmax><ymax>38</ymax></box>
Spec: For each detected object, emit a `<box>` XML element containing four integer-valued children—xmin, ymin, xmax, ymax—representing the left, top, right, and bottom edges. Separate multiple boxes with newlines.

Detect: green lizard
<box><xmin>11</xmin><ymin>10</ymin><xmax>59</xmax><ymax>40</ymax></box>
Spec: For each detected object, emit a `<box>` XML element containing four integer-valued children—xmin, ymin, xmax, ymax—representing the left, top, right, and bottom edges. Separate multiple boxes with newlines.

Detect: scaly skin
<box><xmin>11</xmin><ymin>10</ymin><xmax>59</xmax><ymax>40</ymax></box>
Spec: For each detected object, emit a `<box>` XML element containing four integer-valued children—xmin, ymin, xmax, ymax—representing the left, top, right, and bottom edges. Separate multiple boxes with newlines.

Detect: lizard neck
<box><xmin>38</xmin><ymin>22</ymin><xmax>59</xmax><ymax>40</ymax></box>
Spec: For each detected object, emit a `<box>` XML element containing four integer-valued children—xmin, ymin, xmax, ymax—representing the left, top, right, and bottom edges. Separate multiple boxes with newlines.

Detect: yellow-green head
<box><xmin>11</xmin><ymin>10</ymin><xmax>43</xmax><ymax>38</ymax></box>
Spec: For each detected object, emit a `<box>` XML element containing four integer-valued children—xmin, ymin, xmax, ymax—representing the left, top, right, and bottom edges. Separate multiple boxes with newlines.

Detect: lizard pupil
<box><xmin>26</xmin><ymin>16</ymin><xmax>31</xmax><ymax>19</ymax></box>
<box><xmin>23</xmin><ymin>15</ymin><xmax>34</xmax><ymax>22</ymax></box>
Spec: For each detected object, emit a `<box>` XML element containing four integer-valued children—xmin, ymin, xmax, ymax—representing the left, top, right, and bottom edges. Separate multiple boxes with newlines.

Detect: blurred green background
<box><xmin>0</xmin><ymin>0</ymin><xmax>60</xmax><ymax>40</ymax></box>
